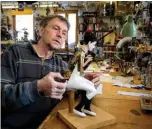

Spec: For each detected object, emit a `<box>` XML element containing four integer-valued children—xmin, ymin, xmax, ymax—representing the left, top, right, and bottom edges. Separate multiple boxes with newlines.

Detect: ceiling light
<box><xmin>40</xmin><ymin>4</ymin><xmax>59</xmax><ymax>8</ymax></box>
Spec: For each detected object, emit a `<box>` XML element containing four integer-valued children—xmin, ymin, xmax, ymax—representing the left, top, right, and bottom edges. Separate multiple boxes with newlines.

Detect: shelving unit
<box><xmin>78</xmin><ymin>12</ymin><xmax>104</xmax><ymax>44</ymax></box>
<box><xmin>78</xmin><ymin>11</ymin><xmax>122</xmax><ymax>45</ymax></box>
<box><xmin>78</xmin><ymin>11</ymin><xmax>120</xmax><ymax>60</ymax></box>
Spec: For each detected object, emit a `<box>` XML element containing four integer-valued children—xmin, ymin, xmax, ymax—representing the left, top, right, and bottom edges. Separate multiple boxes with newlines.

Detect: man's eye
<box><xmin>62</xmin><ymin>33</ymin><xmax>67</xmax><ymax>36</ymax></box>
<box><xmin>53</xmin><ymin>27</ymin><xmax>58</xmax><ymax>30</ymax></box>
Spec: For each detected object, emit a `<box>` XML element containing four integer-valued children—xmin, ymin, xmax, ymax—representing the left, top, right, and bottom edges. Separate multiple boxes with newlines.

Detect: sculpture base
<box><xmin>58</xmin><ymin>105</ymin><xmax>116</xmax><ymax>129</ymax></box>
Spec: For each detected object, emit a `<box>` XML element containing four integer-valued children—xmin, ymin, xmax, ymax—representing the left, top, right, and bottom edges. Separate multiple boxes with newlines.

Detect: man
<box><xmin>1</xmin><ymin>15</ymin><xmax>100</xmax><ymax>129</ymax></box>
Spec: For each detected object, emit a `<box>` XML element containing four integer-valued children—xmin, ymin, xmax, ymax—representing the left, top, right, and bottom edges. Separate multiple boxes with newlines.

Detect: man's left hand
<box><xmin>84</xmin><ymin>72</ymin><xmax>101</xmax><ymax>88</ymax></box>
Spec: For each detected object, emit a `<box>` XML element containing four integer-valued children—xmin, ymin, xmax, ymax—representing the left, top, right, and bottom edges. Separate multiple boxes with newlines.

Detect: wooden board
<box><xmin>58</xmin><ymin>105</ymin><xmax>116</xmax><ymax>129</ymax></box>
<box><xmin>39</xmin><ymin>82</ymin><xmax>152</xmax><ymax>129</ymax></box>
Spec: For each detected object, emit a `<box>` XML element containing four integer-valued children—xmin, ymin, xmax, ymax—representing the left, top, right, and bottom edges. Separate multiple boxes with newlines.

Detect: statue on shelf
<box><xmin>21</xmin><ymin>28</ymin><xmax>29</xmax><ymax>42</ymax></box>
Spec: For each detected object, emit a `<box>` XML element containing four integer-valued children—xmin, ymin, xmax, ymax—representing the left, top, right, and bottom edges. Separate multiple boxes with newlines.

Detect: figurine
<box><xmin>71</xmin><ymin>31</ymin><xmax>101</xmax><ymax>117</ymax></box>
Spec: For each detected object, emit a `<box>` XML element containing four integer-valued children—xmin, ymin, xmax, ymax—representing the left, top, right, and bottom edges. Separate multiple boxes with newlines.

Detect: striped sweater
<box><xmin>1</xmin><ymin>42</ymin><xmax>69</xmax><ymax>112</ymax></box>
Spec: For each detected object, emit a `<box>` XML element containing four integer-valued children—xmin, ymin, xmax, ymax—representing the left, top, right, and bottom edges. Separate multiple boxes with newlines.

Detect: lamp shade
<box><xmin>121</xmin><ymin>15</ymin><xmax>137</xmax><ymax>37</ymax></box>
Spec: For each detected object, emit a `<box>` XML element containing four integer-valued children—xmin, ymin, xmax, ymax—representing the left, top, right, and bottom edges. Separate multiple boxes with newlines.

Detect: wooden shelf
<box><xmin>1</xmin><ymin>40</ymin><xmax>15</xmax><ymax>44</ymax></box>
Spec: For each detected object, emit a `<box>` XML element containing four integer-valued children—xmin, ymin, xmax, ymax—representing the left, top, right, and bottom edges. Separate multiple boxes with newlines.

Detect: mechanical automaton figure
<box><xmin>66</xmin><ymin>32</ymin><xmax>102</xmax><ymax>117</ymax></box>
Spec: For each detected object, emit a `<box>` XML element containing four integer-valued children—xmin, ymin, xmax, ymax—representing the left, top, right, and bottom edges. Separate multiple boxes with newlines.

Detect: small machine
<box><xmin>140</xmin><ymin>54</ymin><xmax>152</xmax><ymax>113</ymax></box>
<box><xmin>141</xmin><ymin>97</ymin><xmax>152</xmax><ymax>113</ymax></box>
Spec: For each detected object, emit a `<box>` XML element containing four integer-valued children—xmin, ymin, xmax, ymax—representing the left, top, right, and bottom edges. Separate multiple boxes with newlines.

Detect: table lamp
<box><xmin>121</xmin><ymin>15</ymin><xmax>137</xmax><ymax>37</ymax></box>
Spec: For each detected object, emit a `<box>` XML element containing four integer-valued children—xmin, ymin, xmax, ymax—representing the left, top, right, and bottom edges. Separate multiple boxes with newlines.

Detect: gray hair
<box><xmin>40</xmin><ymin>15</ymin><xmax>70</xmax><ymax>30</ymax></box>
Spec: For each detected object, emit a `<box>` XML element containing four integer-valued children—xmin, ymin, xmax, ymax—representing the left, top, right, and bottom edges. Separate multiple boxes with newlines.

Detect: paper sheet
<box><xmin>117</xmin><ymin>91</ymin><xmax>152</xmax><ymax>97</ymax></box>
<box><xmin>113</xmin><ymin>83</ymin><xmax>144</xmax><ymax>88</ymax></box>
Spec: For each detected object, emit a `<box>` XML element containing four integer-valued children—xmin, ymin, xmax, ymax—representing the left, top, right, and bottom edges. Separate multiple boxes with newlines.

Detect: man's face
<box><xmin>40</xmin><ymin>18</ymin><xmax>68</xmax><ymax>50</ymax></box>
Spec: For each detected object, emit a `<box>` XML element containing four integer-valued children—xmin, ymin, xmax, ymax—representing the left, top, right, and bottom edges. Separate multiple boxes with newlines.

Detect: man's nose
<box><xmin>56</xmin><ymin>30</ymin><xmax>62</xmax><ymax>38</ymax></box>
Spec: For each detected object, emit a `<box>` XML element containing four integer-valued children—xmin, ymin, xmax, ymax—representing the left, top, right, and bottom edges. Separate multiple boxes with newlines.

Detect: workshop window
<box><xmin>16</xmin><ymin>14</ymin><xmax>34</xmax><ymax>41</ymax></box>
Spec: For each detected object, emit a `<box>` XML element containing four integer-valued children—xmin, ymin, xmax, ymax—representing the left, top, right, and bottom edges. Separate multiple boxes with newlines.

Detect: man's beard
<box><xmin>47</xmin><ymin>43</ymin><xmax>60</xmax><ymax>51</ymax></box>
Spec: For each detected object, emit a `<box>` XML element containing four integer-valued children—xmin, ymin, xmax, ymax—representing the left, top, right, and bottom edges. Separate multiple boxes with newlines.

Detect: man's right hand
<box><xmin>37</xmin><ymin>72</ymin><xmax>67</xmax><ymax>99</ymax></box>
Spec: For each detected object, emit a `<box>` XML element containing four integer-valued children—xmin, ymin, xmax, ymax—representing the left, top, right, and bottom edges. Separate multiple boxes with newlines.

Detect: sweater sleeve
<box><xmin>1</xmin><ymin>46</ymin><xmax>41</xmax><ymax>111</ymax></box>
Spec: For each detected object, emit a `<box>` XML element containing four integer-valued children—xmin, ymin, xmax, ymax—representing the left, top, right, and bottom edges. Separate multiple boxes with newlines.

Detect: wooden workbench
<box><xmin>38</xmin><ymin>82</ymin><xmax>152</xmax><ymax>129</ymax></box>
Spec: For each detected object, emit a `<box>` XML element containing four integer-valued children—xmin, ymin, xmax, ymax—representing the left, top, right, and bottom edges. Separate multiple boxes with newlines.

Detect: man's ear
<box><xmin>39</xmin><ymin>27</ymin><xmax>44</xmax><ymax>37</ymax></box>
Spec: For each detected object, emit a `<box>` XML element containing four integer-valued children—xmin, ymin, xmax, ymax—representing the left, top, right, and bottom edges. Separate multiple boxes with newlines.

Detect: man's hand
<box><xmin>84</xmin><ymin>72</ymin><xmax>101</xmax><ymax>88</ymax></box>
<box><xmin>37</xmin><ymin>72</ymin><xmax>67</xmax><ymax>99</ymax></box>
